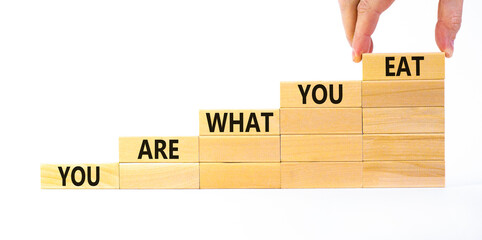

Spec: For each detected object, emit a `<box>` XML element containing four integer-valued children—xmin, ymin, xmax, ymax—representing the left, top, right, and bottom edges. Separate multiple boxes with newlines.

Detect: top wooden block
<box><xmin>199</xmin><ymin>110</ymin><xmax>280</xmax><ymax>136</ymax></box>
<box><xmin>280</xmin><ymin>81</ymin><xmax>361</xmax><ymax>108</ymax></box>
<box><xmin>363</xmin><ymin>53</ymin><xmax>444</xmax><ymax>80</ymax></box>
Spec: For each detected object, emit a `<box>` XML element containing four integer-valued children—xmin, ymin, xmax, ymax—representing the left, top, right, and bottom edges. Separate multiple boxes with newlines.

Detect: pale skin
<box><xmin>338</xmin><ymin>0</ymin><xmax>464</xmax><ymax>62</ymax></box>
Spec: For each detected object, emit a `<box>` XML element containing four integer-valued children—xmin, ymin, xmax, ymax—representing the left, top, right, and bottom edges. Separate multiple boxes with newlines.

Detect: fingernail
<box><xmin>445</xmin><ymin>40</ymin><xmax>454</xmax><ymax>58</ymax></box>
<box><xmin>352</xmin><ymin>50</ymin><xmax>361</xmax><ymax>63</ymax></box>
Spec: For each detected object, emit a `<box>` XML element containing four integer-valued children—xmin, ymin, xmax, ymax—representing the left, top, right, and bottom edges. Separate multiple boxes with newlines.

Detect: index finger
<box><xmin>352</xmin><ymin>0</ymin><xmax>394</xmax><ymax>62</ymax></box>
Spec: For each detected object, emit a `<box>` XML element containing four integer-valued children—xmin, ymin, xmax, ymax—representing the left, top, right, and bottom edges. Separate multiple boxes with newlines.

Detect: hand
<box><xmin>338</xmin><ymin>0</ymin><xmax>463</xmax><ymax>63</ymax></box>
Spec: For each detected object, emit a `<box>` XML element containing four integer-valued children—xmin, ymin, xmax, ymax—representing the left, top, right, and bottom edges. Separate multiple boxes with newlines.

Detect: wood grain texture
<box><xmin>200</xmin><ymin>163</ymin><xmax>280</xmax><ymax>189</ymax></box>
<box><xmin>281</xmin><ymin>135</ymin><xmax>362</xmax><ymax>162</ymax></box>
<box><xmin>280</xmin><ymin>81</ymin><xmax>361</xmax><ymax>108</ymax></box>
<box><xmin>119</xmin><ymin>137</ymin><xmax>198</xmax><ymax>163</ymax></box>
<box><xmin>362</xmin><ymin>80</ymin><xmax>444</xmax><ymax>107</ymax></box>
<box><xmin>199</xmin><ymin>136</ymin><xmax>280</xmax><ymax>163</ymax></box>
<box><xmin>363</xmin><ymin>107</ymin><xmax>444</xmax><ymax>134</ymax></box>
<box><xmin>363</xmin><ymin>52</ymin><xmax>444</xmax><ymax>80</ymax></box>
<box><xmin>119</xmin><ymin>163</ymin><xmax>199</xmax><ymax>189</ymax></box>
<box><xmin>281</xmin><ymin>162</ymin><xmax>362</xmax><ymax>188</ymax></box>
<box><xmin>41</xmin><ymin>163</ymin><xmax>119</xmax><ymax>189</ymax></box>
<box><xmin>199</xmin><ymin>110</ymin><xmax>279</xmax><ymax>136</ymax></box>
<box><xmin>363</xmin><ymin>134</ymin><xmax>444</xmax><ymax>161</ymax></box>
<box><xmin>363</xmin><ymin>161</ymin><xmax>445</xmax><ymax>188</ymax></box>
<box><xmin>280</xmin><ymin>108</ymin><xmax>362</xmax><ymax>134</ymax></box>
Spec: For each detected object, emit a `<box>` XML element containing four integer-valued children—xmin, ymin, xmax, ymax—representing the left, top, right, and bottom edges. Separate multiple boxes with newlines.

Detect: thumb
<box><xmin>435</xmin><ymin>0</ymin><xmax>463</xmax><ymax>57</ymax></box>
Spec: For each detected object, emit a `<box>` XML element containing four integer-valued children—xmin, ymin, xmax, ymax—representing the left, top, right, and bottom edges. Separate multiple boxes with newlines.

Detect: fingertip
<box><xmin>445</xmin><ymin>46</ymin><xmax>453</xmax><ymax>58</ymax></box>
<box><xmin>353</xmin><ymin>52</ymin><xmax>362</xmax><ymax>63</ymax></box>
<box><xmin>352</xmin><ymin>35</ymin><xmax>372</xmax><ymax>63</ymax></box>
<box><xmin>435</xmin><ymin>23</ymin><xmax>455</xmax><ymax>58</ymax></box>
<box><xmin>352</xmin><ymin>49</ymin><xmax>358</xmax><ymax>62</ymax></box>
<box><xmin>447</xmin><ymin>39</ymin><xmax>454</xmax><ymax>57</ymax></box>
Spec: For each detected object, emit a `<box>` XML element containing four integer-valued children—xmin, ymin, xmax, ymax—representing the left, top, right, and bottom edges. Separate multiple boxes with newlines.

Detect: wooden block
<box><xmin>119</xmin><ymin>137</ymin><xmax>198</xmax><ymax>163</ymax></box>
<box><xmin>199</xmin><ymin>136</ymin><xmax>280</xmax><ymax>163</ymax></box>
<box><xmin>280</xmin><ymin>81</ymin><xmax>361</xmax><ymax>108</ymax></box>
<box><xmin>119</xmin><ymin>163</ymin><xmax>199</xmax><ymax>189</ymax></box>
<box><xmin>363</xmin><ymin>52</ymin><xmax>445</xmax><ymax>80</ymax></box>
<box><xmin>363</xmin><ymin>107</ymin><xmax>444</xmax><ymax>134</ymax></box>
<box><xmin>363</xmin><ymin>134</ymin><xmax>444</xmax><ymax>161</ymax></box>
<box><xmin>199</xmin><ymin>110</ymin><xmax>279</xmax><ymax>136</ymax></box>
<box><xmin>363</xmin><ymin>161</ymin><xmax>445</xmax><ymax>188</ymax></box>
<box><xmin>362</xmin><ymin>80</ymin><xmax>444</xmax><ymax>107</ymax></box>
<box><xmin>281</xmin><ymin>135</ymin><xmax>361</xmax><ymax>162</ymax></box>
<box><xmin>41</xmin><ymin>163</ymin><xmax>119</xmax><ymax>189</ymax></box>
<box><xmin>280</xmin><ymin>108</ymin><xmax>362</xmax><ymax>134</ymax></box>
<box><xmin>281</xmin><ymin>162</ymin><xmax>362</xmax><ymax>188</ymax></box>
<box><xmin>200</xmin><ymin>163</ymin><xmax>280</xmax><ymax>188</ymax></box>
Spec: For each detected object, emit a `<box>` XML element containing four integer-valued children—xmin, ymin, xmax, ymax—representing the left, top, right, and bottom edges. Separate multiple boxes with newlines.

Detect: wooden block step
<box><xmin>362</xmin><ymin>80</ymin><xmax>444</xmax><ymax>107</ymax></box>
<box><xmin>363</xmin><ymin>161</ymin><xmax>445</xmax><ymax>188</ymax></box>
<box><xmin>363</xmin><ymin>134</ymin><xmax>444</xmax><ymax>161</ymax></box>
<box><xmin>280</xmin><ymin>108</ymin><xmax>362</xmax><ymax>134</ymax></box>
<box><xmin>281</xmin><ymin>162</ymin><xmax>362</xmax><ymax>188</ymax></box>
<box><xmin>200</xmin><ymin>163</ymin><xmax>280</xmax><ymax>189</ymax></box>
<box><xmin>41</xmin><ymin>163</ymin><xmax>119</xmax><ymax>189</ymax></box>
<box><xmin>119</xmin><ymin>163</ymin><xmax>199</xmax><ymax>189</ymax></box>
<box><xmin>199</xmin><ymin>136</ymin><xmax>280</xmax><ymax>163</ymax></box>
<box><xmin>281</xmin><ymin>135</ymin><xmax>362</xmax><ymax>162</ymax></box>
<box><xmin>280</xmin><ymin>81</ymin><xmax>361</xmax><ymax>108</ymax></box>
<box><xmin>199</xmin><ymin>110</ymin><xmax>279</xmax><ymax>136</ymax></box>
<box><xmin>363</xmin><ymin>107</ymin><xmax>444</xmax><ymax>134</ymax></box>
<box><xmin>363</xmin><ymin>52</ymin><xmax>445</xmax><ymax>80</ymax></box>
<box><xmin>119</xmin><ymin>137</ymin><xmax>198</xmax><ymax>163</ymax></box>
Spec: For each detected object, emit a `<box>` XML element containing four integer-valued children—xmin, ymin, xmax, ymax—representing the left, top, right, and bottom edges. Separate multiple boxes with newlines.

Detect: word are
<box><xmin>138</xmin><ymin>139</ymin><xmax>179</xmax><ymax>159</ymax></box>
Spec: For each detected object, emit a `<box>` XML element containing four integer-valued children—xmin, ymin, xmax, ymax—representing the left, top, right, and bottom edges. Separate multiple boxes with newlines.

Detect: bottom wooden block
<box><xmin>363</xmin><ymin>161</ymin><xmax>445</xmax><ymax>188</ymax></box>
<box><xmin>281</xmin><ymin>162</ymin><xmax>362</xmax><ymax>188</ymax></box>
<box><xmin>119</xmin><ymin>163</ymin><xmax>199</xmax><ymax>189</ymax></box>
<box><xmin>200</xmin><ymin>163</ymin><xmax>280</xmax><ymax>189</ymax></box>
<box><xmin>41</xmin><ymin>163</ymin><xmax>119</xmax><ymax>189</ymax></box>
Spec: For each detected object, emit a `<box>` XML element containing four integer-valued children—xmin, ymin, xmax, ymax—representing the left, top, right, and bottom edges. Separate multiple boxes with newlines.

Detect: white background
<box><xmin>1</xmin><ymin>0</ymin><xmax>482</xmax><ymax>239</ymax></box>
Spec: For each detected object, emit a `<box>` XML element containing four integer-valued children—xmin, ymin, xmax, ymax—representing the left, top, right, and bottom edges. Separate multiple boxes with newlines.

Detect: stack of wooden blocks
<box><xmin>41</xmin><ymin>52</ymin><xmax>445</xmax><ymax>189</ymax></box>
<box><xmin>361</xmin><ymin>53</ymin><xmax>444</xmax><ymax>187</ymax></box>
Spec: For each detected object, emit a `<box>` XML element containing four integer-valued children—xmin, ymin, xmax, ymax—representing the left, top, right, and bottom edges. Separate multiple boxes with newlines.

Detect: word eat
<box><xmin>385</xmin><ymin>56</ymin><xmax>424</xmax><ymax>77</ymax></box>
